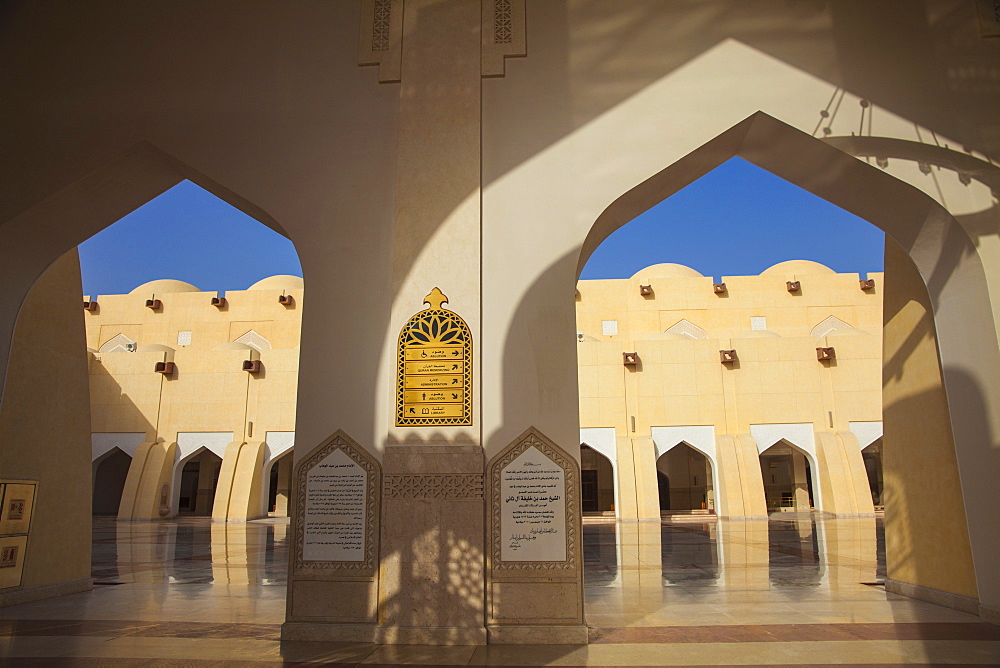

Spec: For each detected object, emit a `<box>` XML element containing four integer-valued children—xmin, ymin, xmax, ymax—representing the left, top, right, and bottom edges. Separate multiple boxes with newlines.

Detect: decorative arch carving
<box><xmin>99</xmin><ymin>333</ymin><xmax>136</xmax><ymax>353</ymax></box>
<box><xmin>664</xmin><ymin>319</ymin><xmax>708</xmax><ymax>340</ymax></box>
<box><xmin>811</xmin><ymin>315</ymin><xmax>854</xmax><ymax>339</ymax></box>
<box><xmin>234</xmin><ymin>330</ymin><xmax>272</xmax><ymax>351</ymax></box>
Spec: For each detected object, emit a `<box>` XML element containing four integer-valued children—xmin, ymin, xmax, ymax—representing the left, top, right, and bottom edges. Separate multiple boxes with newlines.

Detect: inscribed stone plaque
<box><xmin>293</xmin><ymin>431</ymin><xmax>379</xmax><ymax>574</ymax></box>
<box><xmin>303</xmin><ymin>448</ymin><xmax>366</xmax><ymax>562</ymax></box>
<box><xmin>0</xmin><ymin>484</ymin><xmax>35</xmax><ymax>536</ymax></box>
<box><xmin>0</xmin><ymin>535</ymin><xmax>27</xmax><ymax>589</ymax></box>
<box><xmin>488</xmin><ymin>428</ymin><xmax>579</xmax><ymax>572</ymax></box>
<box><xmin>500</xmin><ymin>446</ymin><xmax>566</xmax><ymax>561</ymax></box>
<box><xmin>396</xmin><ymin>287</ymin><xmax>472</xmax><ymax>426</ymax></box>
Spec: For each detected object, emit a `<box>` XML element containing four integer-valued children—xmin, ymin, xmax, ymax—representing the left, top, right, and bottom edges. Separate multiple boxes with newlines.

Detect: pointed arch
<box><xmin>234</xmin><ymin>330</ymin><xmax>272</xmax><ymax>352</ymax></box>
<box><xmin>664</xmin><ymin>319</ymin><xmax>708</xmax><ymax>340</ymax></box>
<box><xmin>98</xmin><ymin>333</ymin><xmax>137</xmax><ymax>353</ymax></box>
<box><xmin>810</xmin><ymin>316</ymin><xmax>854</xmax><ymax>339</ymax></box>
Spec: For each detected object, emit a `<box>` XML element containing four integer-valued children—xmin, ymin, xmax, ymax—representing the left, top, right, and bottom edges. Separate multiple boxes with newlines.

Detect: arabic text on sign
<box><xmin>401</xmin><ymin>403</ymin><xmax>465</xmax><ymax>418</ymax></box>
<box><xmin>403</xmin><ymin>346</ymin><xmax>464</xmax><ymax>361</ymax></box>
<box><xmin>404</xmin><ymin>360</ymin><xmax>465</xmax><ymax>375</ymax></box>
<box><xmin>403</xmin><ymin>374</ymin><xmax>463</xmax><ymax>389</ymax></box>
<box><xmin>402</xmin><ymin>389</ymin><xmax>465</xmax><ymax>404</ymax></box>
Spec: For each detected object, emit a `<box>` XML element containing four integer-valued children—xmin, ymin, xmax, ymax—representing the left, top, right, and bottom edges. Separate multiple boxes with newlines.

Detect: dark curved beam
<box><xmin>823</xmin><ymin>135</ymin><xmax>1000</xmax><ymax>197</ymax></box>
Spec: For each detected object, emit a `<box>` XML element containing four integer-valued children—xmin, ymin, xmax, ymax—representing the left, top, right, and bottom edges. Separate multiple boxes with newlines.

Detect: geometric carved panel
<box><xmin>482</xmin><ymin>0</ymin><xmax>526</xmax><ymax>77</ymax></box>
<box><xmin>358</xmin><ymin>0</ymin><xmax>402</xmax><ymax>83</ymax></box>
<box><xmin>384</xmin><ymin>474</ymin><xmax>483</xmax><ymax>499</ymax></box>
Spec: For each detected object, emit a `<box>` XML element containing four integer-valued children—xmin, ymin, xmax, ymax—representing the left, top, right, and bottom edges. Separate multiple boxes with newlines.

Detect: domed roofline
<box><xmin>629</xmin><ymin>263</ymin><xmax>703</xmax><ymax>279</ymax></box>
<box><xmin>128</xmin><ymin>279</ymin><xmax>202</xmax><ymax>295</ymax></box>
<box><xmin>246</xmin><ymin>275</ymin><xmax>304</xmax><ymax>291</ymax></box>
<box><xmin>760</xmin><ymin>260</ymin><xmax>835</xmax><ymax>276</ymax></box>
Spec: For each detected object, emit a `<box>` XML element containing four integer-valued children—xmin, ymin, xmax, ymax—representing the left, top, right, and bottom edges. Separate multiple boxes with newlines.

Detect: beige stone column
<box><xmin>121</xmin><ymin>440</ymin><xmax>176</xmax><ymax>520</ymax></box>
<box><xmin>791</xmin><ymin>451</ymin><xmax>810</xmax><ymax>510</ymax></box>
<box><xmin>882</xmin><ymin>238</ymin><xmax>978</xmax><ymax>609</ymax></box>
<box><xmin>813</xmin><ymin>432</ymin><xmax>875</xmax><ymax>516</ymax></box>
<box><xmin>0</xmin><ymin>251</ymin><xmax>92</xmax><ymax>604</ymax></box>
<box><xmin>714</xmin><ymin>435</ymin><xmax>767</xmax><ymax>518</ymax></box>
<box><xmin>630</xmin><ymin>438</ymin><xmax>662</xmax><ymax>521</ymax></box>
<box><xmin>376</xmin><ymin>0</ymin><xmax>486</xmax><ymax>645</ymax></box>
<box><xmin>274</xmin><ymin>457</ymin><xmax>291</xmax><ymax>517</ymax></box>
<box><xmin>195</xmin><ymin>453</ymin><xmax>216</xmax><ymax>515</ymax></box>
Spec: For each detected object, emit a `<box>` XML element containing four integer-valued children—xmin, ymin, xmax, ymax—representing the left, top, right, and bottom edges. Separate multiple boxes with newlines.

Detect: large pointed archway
<box><xmin>561</xmin><ymin>112</ymin><xmax>998</xmax><ymax>615</ymax></box>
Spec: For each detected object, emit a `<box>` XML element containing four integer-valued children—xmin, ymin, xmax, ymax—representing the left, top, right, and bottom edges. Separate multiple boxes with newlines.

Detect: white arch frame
<box><xmin>651</xmin><ymin>425</ymin><xmax>721</xmax><ymax>514</ymax></box>
<box><xmin>260</xmin><ymin>431</ymin><xmax>296</xmax><ymax>517</ymax></box>
<box><xmin>90</xmin><ymin>446</ymin><xmax>134</xmax><ymax>515</ymax></box>
<box><xmin>849</xmin><ymin>421</ymin><xmax>884</xmax><ymax>450</ymax></box>
<box><xmin>170</xmin><ymin>432</ymin><xmax>232</xmax><ymax>516</ymax></box>
<box><xmin>579</xmin><ymin>427</ymin><xmax>619</xmax><ymax>518</ymax></box>
<box><xmin>750</xmin><ymin>423</ymin><xmax>822</xmax><ymax>512</ymax></box>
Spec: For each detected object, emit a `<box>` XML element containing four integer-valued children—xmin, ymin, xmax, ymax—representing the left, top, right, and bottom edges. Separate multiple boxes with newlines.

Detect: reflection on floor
<box><xmin>0</xmin><ymin>515</ymin><xmax>996</xmax><ymax>665</ymax></box>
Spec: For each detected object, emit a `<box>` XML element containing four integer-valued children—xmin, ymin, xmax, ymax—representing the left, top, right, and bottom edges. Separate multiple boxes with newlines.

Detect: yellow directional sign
<box><xmin>401</xmin><ymin>404</ymin><xmax>465</xmax><ymax>419</ymax></box>
<box><xmin>396</xmin><ymin>288</ymin><xmax>472</xmax><ymax>426</ymax></box>
<box><xmin>404</xmin><ymin>360</ymin><xmax>465</xmax><ymax>376</ymax></box>
<box><xmin>404</xmin><ymin>346</ymin><xmax>464</xmax><ymax>361</ymax></box>
<box><xmin>403</xmin><ymin>375</ymin><xmax>463</xmax><ymax>390</ymax></box>
<box><xmin>403</xmin><ymin>389</ymin><xmax>464</xmax><ymax>404</ymax></box>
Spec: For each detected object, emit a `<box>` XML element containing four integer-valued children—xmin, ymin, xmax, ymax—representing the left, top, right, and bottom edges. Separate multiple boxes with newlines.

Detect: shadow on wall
<box><xmin>494</xmin><ymin>111</ymin><xmax>997</xmax><ymax>632</ymax></box>
<box><xmin>378</xmin><ymin>513</ymin><xmax>487</xmax><ymax>642</ymax></box>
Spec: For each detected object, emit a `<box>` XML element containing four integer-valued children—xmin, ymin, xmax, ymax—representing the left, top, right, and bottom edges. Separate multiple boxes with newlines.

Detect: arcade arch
<box><xmin>862</xmin><ymin>439</ymin><xmax>884</xmax><ymax>508</ymax></box>
<box><xmin>261</xmin><ymin>431</ymin><xmax>296</xmax><ymax>518</ymax></box>
<box><xmin>566</xmin><ymin>112</ymin><xmax>993</xmax><ymax>612</ymax></box>
<box><xmin>92</xmin><ymin>448</ymin><xmax>132</xmax><ymax>516</ymax></box>
<box><xmin>579</xmin><ymin>445</ymin><xmax>615</xmax><ymax>514</ymax></box>
<box><xmin>655</xmin><ymin>443</ymin><xmax>714</xmax><ymax>513</ymax></box>
<box><xmin>175</xmin><ymin>448</ymin><xmax>223</xmax><ymax>516</ymax></box>
<box><xmin>758</xmin><ymin>439</ymin><xmax>815</xmax><ymax>513</ymax></box>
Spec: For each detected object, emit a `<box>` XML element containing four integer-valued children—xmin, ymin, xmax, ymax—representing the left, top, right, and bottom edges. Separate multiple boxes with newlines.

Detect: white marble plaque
<box><xmin>500</xmin><ymin>446</ymin><xmax>566</xmax><ymax>561</ymax></box>
<box><xmin>303</xmin><ymin>448</ymin><xmax>366</xmax><ymax>561</ymax></box>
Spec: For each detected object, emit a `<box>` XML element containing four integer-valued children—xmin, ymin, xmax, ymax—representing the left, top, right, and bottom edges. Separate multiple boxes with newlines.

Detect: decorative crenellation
<box><xmin>482</xmin><ymin>0</ymin><xmax>525</xmax><ymax>77</ymax></box>
<box><xmin>494</xmin><ymin>0</ymin><xmax>512</xmax><ymax>44</ymax></box>
<box><xmin>358</xmin><ymin>0</ymin><xmax>402</xmax><ymax>83</ymax></box>
<box><xmin>487</xmin><ymin>428</ymin><xmax>579</xmax><ymax>572</ymax></box>
<box><xmin>292</xmin><ymin>430</ymin><xmax>381</xmax><ymax>574</ymax></box>
<box><xmin>372</xmin><ymin>0</ymin><xmax>392</xmax><ymax>51</ymax></box>
<box><xmin>384</xmin><ymin>474</ymin><xmax>483</xmax><ymax>499</ymax></box>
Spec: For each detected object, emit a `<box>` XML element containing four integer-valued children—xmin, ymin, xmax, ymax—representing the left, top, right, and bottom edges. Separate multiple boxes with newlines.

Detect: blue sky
<box><xmin>79</xmin><ymin>181</ymin><xmax>302</xmax><ymax>296</ymax></box>
<box><xmin>579</xmin><ymin>158</ymin><xmax>883</xmax><ymax>281</ymax></box>
<box><xmin>79</xmin><ymin>158</ymin><xmax>883</xmax><ymax>295</ymax></box>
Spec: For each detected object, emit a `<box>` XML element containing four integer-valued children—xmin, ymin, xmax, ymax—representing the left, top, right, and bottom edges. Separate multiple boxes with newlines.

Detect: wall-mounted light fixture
<box><xmin>639</xmin><ymin>284</ymin><xmax>653</xmax><ymax>296</ymax></box>
<box><xmin>83</xmin><ymin>301</ymin><xmax>98</xmax><ymax>311</ymax></box>
<box><xmin>145</xmin><ymin>299</ymin><xmax>162</xmax><ymax>310</ymax></box>
<box><xmin>242</xmin><ymin>359</ymin><xmax>262</xmax><ymax>374</ymax></box>
<box><xmin>713</xmin><ymin>283</ymin><xmax>727</xmax><ymax>294</ymax></box>
<box><xmin>816</xmin><ymin>347</ymin><xmax>836</xmax><ymax>361</ymax></box>
<box><xmin>278</xmin><ymin>294</ymin><xmax>294</xmax><ymax>307</ymax></box>
<box><xmin>786</xmin><ymin>281</ymin><xmax>801</xmax><ymax>293</ymax></box>
<box><xmin>720</xmin><ymin>349</ymin><xmax>738</xmax><ymax>364</ymax></box>
<box><xmin>622</xmin><ymin>352</ymin><xmax>639</xmax><ymax>366</ymax></box>
<box><xmin>154</xmin><ymin>361</ymin><xmax>175</xmax><ymax>374</ymax></box>
<box><xmin>211</xmin><ymin>296</ymin><xmax>227</xmax><ymax>308</ymax></box>
<box><xmin>859</xmin><ymin>279</ymin><xmax>875</xmax><ymax>291</ymax></box>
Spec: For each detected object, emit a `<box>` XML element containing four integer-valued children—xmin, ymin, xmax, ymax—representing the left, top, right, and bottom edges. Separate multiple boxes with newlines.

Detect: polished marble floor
<box><xmin>0</xmin><ymin>514</ymin><xmax>997</xmax><ymax>666</ymax></box>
